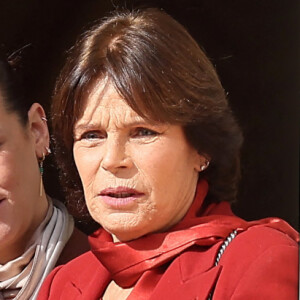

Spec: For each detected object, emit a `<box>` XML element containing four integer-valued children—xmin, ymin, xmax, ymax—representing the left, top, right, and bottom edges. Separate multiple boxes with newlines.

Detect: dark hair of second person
<box><xmin>0</xmin><ymin>58</ymin><xmax>30</xmax><ymax>124</ymax></box>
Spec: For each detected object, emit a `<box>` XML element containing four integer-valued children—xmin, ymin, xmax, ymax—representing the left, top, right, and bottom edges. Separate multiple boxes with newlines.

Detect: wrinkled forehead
<box><xmin>74</xmin><ymin>80</ymin><xmax>147</xmax><ymax>130</ymax></box>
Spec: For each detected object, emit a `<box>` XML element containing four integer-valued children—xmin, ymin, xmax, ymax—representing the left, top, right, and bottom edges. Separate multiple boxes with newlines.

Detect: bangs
<box><xmin>105</xmin><ymin>32</ymin><xmax>200</xmax><ymax>125</ymax></box>
<box><xmin>72</xmin><ymin>48</ymin><xmax>194</xmax><ymax>126</ymax></box>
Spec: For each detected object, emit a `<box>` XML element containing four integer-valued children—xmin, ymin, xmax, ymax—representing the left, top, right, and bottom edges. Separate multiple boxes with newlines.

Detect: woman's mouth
<box><xmin>99</xmin><ymin>187</ymin><xmax>144</xmax><ymax>208</ymax></box>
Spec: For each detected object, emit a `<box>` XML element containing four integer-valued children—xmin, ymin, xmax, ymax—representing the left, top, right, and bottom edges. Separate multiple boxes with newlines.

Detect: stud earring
<box><xmin>39</xmin><ymin>153</ymin><xmax>45</xmax><ymax>197</ymax></box>
<box><xmin>200</xmin><ymin>160</ymin><xmax>210</xmax><ymax>172</ymax></box>
<box><xmin>46</xmin><ymin>146</ymin><xmax>51</xmax><ymax>155</ymax></box>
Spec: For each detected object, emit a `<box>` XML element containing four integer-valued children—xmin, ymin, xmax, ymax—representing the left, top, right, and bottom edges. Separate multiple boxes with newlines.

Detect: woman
<box><xmin>0</xmin><ymin>58</ymin><xmax>89</xmax><ymax>300</ymax></box>
<box><xmin>38</xmin><ymin>9</ymin><xmax>298</xmax><ymax>300</ymax></box>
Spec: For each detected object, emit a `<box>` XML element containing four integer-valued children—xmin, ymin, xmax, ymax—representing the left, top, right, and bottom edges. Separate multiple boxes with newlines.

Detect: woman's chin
<box><xmin>106</xmin><ymin>227</ymin><xmax>145</xmax><ymax>243</ymax></box>
<box><xmin>103</xmin><ymin>222</ymin><xmax>148</xmax><ymax>243</ymax></box>
<box><xmin>92</xmin><ymin>209</ymin><xmax>159</xmax><ymax>242</ymax></box>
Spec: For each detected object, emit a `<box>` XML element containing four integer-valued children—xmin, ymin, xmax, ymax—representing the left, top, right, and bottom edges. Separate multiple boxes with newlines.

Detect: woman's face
<box><xmin>0</xmin><ymin>97</ymin><xmax>49</xmax><ymax>263</ymax></box>
<box><xmin>73</xmin><ymin>83</ymin><xmax>204</xmax><ymax>242</ymax></box>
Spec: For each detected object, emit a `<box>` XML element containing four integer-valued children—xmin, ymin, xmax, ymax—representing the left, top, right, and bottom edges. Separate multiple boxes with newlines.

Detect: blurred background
<box><xmin>0</xmin><ymin>0</ymin><xmax>298</xmax><ymax>230</ymax></box>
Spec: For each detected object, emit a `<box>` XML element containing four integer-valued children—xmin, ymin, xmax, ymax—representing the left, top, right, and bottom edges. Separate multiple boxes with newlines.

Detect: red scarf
<box><xmin>89</xmin><ymin>180</ymin><xmax>299</xmax><ymax>293</ymax></box>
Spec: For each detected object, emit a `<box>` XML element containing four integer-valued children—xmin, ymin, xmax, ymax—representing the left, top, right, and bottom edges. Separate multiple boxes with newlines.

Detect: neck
<box><xmin>103</xmin><ymin>280</ymin><xmax>134</xmax><ymax>300</ymax></box>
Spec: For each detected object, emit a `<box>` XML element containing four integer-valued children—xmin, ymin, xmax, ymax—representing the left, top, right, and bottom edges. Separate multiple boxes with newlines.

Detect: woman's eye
<box><xmin>134</xmin><ymin>128</ymin><xmax>158</xmax><ymax>137</ymax></box>
<box><xmin>81</xmin><ymin>131</ymin><xmax>104</xmax><ymax>140</ymax></box>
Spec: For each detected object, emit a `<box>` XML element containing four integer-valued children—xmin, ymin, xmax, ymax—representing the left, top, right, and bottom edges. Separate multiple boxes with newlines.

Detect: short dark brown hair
<box><xmin>51</xmin><ymin>8</ymin><xmax>243</xmax><ymax>221</ymax></box>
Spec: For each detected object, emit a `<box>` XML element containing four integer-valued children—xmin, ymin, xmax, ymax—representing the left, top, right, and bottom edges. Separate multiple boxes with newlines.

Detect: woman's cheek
<box><xmin>75</xmin><ymin>147</ymin><xmax>99</xmax><ymax>176</ymax></box>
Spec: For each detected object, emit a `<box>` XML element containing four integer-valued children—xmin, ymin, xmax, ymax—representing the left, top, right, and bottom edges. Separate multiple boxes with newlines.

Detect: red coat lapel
<box><xmin>149</xmin><ymin>244</ymin><xmax>223</xmax><ymax>300</ymax></box>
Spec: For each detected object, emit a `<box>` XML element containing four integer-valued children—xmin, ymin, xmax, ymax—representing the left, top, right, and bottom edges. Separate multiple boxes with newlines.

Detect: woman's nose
<box><xmin>100</xmin><ymin>137</ymin><xmax>132</xmax><ymax>173</ymax></box>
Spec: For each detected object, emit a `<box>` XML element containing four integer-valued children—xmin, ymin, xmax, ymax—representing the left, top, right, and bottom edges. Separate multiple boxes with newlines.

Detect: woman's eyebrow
<box><xmin>74</xmin><ymin>118</ymin><xmax>161</xmax><ymax>131</ymax></box>
<box><xmin>73</xmin><ymin>123</ymin><xmax>99</xmax><ymax>133</ymax></box>
<box><xmin>124</xmin><ymin>120</ymin><xmax>156</xmax><ymax>127</ymax></box>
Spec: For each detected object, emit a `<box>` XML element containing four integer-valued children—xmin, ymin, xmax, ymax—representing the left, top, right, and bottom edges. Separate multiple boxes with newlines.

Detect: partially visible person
<box><xmin>38</xmin><ymin>9</ymin><xmax>298</xmax><ymax>300</ymax></box>
<box><xmin>0</xmin><ymin>57</ymin><xmax>89</xmax><ymax>300</ymax></box>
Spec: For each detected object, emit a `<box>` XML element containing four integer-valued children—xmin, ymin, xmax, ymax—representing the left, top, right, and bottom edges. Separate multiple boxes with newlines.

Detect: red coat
<box><xmin>38</xmin><ymin>224</ymin><xmax>298</xmax><ymax>299</ymax></box>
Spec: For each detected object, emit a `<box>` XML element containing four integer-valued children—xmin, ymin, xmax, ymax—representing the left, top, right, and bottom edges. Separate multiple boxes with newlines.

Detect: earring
<box><xmin>41</xmin><ymin>116</ymin><xmax>48</xmax><ymax>122</ymax></box>
<box><xmin>200</xmin><ymin>160</ymin><xmax>210</xmax><ymax>172</ymax></box>
<box><xmin>46</xmin><ymin>146</ymin><xmax>51</xmax><ymax>155</ymax></box>
<box><xmin>39</xmin><ymin>153</ymin><xmax>45</xmax><ymax>197</ymax></box>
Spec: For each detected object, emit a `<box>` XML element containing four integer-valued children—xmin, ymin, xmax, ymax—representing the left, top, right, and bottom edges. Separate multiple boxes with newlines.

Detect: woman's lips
<box><xmin>99</xmin><ymin>187</ymin><xmax>144</xmax><ymax>208</ymax></box>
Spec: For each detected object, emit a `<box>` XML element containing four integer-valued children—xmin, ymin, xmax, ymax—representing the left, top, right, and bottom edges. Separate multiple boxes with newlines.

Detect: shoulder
<box><xmin>38</xmin><ymin>251</ymin><xmax>109</xmax><ymax>300</ymax></box>
<box><xmin>220</xmin><ymin>225</ymin><xmax>298</xmax><ymax>269</ymax></box>
<box><xmin>224</xmin><ymin>224</ymin><xmax>297</xmax><ymax>254</ymax></box>
<box><xmin>235</xmin><ymin>224</ymin><xmax>297</xmax><ymax>246</ymax></box>
<box><xmin>214</xmin><ymin>225</ymin><xmax>299</xmax><ymax>299</ymax></box>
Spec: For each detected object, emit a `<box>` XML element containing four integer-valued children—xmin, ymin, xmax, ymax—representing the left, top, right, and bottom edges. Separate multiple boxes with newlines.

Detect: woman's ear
<box><xmin>27</xmin><ymin>103</ymin><xmax>50</xmax><ymax>158</ymax></box>
<box><xmin>194</xmin><ymin>153</ymin><xmax>210</xmax><ymax>172</ymax></box>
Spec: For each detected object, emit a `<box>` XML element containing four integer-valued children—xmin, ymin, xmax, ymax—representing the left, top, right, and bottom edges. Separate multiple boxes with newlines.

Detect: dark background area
<box><xmin>0</xmin><ymin>0</ymin><xmax>299</xmax><ymax>230</ymax></box>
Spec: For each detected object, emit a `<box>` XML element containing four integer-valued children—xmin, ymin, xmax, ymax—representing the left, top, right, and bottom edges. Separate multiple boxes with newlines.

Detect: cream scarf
<box><xmin>0</xmin><ymin>197</ymin><xmax>74</xmax><ymax>300</ymax></box>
